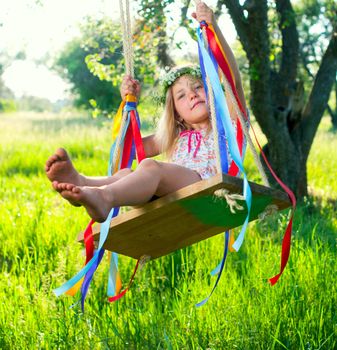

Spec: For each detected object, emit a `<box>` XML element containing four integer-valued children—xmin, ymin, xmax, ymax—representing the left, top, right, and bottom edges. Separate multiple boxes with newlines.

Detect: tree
<box><xmin>0</xmin><ymin>54</ymin><xmax>16</xmax><ymax>112</ymax></box>
<box><xmin>295</xmin><ymin>0</ymin><xmax>337</xmax><ymax>129</ymax></box>
<box><xmin>55</xmin><ymin>16</ymin><xmax>159</xmax><ymax>116</ymax></box>
<box><xmin>138</xmin><ymin>0</ymin><xmax>176</xmax><ymax>69</ymax></box>
<box><xmin>215</xmin><ymin>0</ymin><xmax>337</xmax><ymax>197</ymax></box>
<box><xmin>55</xmin><ymin>19</ymin><xmax>122</xmax><ymax>115</ymax></box>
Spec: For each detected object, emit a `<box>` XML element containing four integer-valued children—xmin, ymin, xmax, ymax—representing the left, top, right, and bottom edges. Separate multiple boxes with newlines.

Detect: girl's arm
<box><xmin>120</xmin><ymin>76</ymin><xmax>161</xmax><ymax>158</ymax></box>
<box><xmin>142</xmin><ymin>134</ymin><xmax>161</xmax><ymax>158</ymax></box>
<box><xmin>192</xmin><ymin>2</ymin><xmax>247</xmax><ymax>111</ymax></box>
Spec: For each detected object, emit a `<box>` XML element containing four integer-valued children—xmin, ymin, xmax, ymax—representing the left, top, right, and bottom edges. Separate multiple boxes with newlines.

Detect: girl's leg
<box><xmin>45</xmin><ymin>148</ymin><xmax>132</xmax><ymax>187</ymax></box>
<box><xmin>55</xmin><ymin>159</ymin><xmax>202</xmax><ymax>222</ymax></box>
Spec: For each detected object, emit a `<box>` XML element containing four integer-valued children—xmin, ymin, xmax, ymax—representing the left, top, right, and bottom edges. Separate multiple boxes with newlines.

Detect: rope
<box><xmin>113</xmin><ymin>0</ymin><xmax>135</xmax><ymax>170</ymax></box>
<box><xmin>125</xmin><ymin>0</ymin><xmax>134</xmax><ymax>76</ymax></box>
<box><xmin>213</xmin><ymin>189</ymin><xmax>244</xmax><ymax>213</ymax></box>
<box><xmin>258</xmin><ymin>204</ymin><xmax>279</xmax><ymax>220</ymax></box>
<box><xmin>139</xmin><ymin>255</ymin><xmax>151</xmax><ymax>270</ymax></box>
<box><xmin>119</xmin><ymin>0</ymin><xmax>134</xmax><ymax>77</ymax></box>
<box><xmin>220</xmin><ymin>70</ymin><xmax>270</xmax><ymax>186</ymax></box>
<box><xmin>206</xmin><ymin>76</ymin><xmax>222</xmax><ymax>173</ymax></box>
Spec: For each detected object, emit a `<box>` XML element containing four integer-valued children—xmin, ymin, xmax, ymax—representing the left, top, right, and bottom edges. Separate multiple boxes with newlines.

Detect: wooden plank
<box><xmin>77</xmin><ymin>173</ymin><xmax>291</xmax><ymax>259</ymax></box>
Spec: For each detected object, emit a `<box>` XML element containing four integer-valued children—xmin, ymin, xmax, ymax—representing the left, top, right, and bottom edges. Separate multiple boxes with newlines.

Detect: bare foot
<box><xmin>45</xmin><ymin>148</ymin><xmax>84</xmax><ymax>186</ymax></box>
<box><xmin>54</xmin><ymin>182</ymin><xmax>113</xmax><ymax>223</ymax></box>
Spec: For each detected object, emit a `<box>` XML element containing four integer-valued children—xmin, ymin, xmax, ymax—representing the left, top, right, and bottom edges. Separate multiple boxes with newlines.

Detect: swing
<box><xmin>75</xmin><ymin>1</ymin><xmax>294</xmax><ymax>262</ymax></box>
<box><xmin>77</xmin><ymin>173</ymin><xmax>291</xmax><ymax>260</ymax></box>
<box><xmin>53</xmin><ymin>0</ymin><xmax>296</xmax><ymax>307</ymax></box>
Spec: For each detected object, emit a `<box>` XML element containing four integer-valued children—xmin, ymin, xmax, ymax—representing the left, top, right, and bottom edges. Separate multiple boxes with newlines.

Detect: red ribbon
<box><xmin>203</xmin><ymin>24</ymin><xmax>247</xmax><ymax>117</ymax></box>
<box><xmin>250</xmin><ymin>124</ymin><xmax>296</xmax><ymax>284</ymax></box>
<box><xmin>130</xmin><ymin>109</ymin><xmax>146</xmax><ymax>163</ymax></box>
<box><xmin>84</xmin><ymin>219</ymin><xmax>95</xmax><ymax>264</ymax></box>
<box><xmin>202</xmin><ymin>22</ymin><xmax>296</xmax><ymax>284</ymax></box>
<box><xmin>121</xmin><ymin>123</ymin><xmax>134</xmax><ymax>169</ymax></box>
<box><xmin>228</xmin><ymin>118</ymin><xmax>243</xmax><ymax>176</ymax></box>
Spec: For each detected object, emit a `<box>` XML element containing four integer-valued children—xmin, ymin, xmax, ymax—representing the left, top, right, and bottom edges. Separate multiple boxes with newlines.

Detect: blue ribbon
<box><xmin>196</xmin><ymin>231</ymin><xmax>229</xmax><ymax>307</ymax></box>
<box><xmin>124</xmin><ymin>101</ymin><xmax>137</xmax><ymax>111</ymax></box>
<box><xmin>80</xmin><ymin>248</ymin><xmax>105</xmax><ymax>311</ymax></box>
<box><xmin>107</xmin><ymin>252</ymin><xmax>119</xmax><ymax>296</ymax></box>
<box><xmin>197</xmin><ymin>27</ymin><xmax>252</xmax><ymax>251</ymax></box>
<box><xmin>198</xmin><ymin>41</ymin><xmax>229</xmax><ymax>173</ymax></box>
<box><xmin>53</xmin><ymin>207</ymin><xmax>117</xmax><ymax>297</ymax></box>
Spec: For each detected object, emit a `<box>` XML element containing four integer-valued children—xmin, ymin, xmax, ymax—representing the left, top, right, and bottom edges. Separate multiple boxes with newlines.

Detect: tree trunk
<box><xmin>218</xmin><ymin>0</ymin><xmax>337</xmax><ymax>198</ymax></box>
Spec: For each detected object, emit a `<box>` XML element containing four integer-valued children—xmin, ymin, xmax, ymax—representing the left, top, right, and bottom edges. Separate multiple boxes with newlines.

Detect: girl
<box><xmin>45</xmin><ymin>2</ymin><xmax>246</xmax><ymax>223</ymax></box>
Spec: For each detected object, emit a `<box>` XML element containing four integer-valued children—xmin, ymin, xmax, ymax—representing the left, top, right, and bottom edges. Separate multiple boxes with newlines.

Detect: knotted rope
<box><xmin>258</xmin><ymin>204</ymin><xmax>279</xmax><ymax>220</ymax></box>
<box><xmin>213</xmin><ymin>189</ymin><xmax>244</xmax><ymax>213</ymax></box>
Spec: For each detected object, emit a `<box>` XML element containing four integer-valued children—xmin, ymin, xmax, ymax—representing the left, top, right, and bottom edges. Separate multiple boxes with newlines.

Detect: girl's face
<box><xmin>171</xmin><ymin>75</ymin><xmax>209</xmax><ymax>129</ymax></box>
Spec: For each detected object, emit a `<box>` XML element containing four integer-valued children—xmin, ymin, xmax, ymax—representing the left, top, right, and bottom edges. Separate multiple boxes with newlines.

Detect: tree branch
<box><xmin>271</xmin><ymin>0</ymin><xmax>300</xmax><ymax>110</ymax></box>
<box><xmin>275</xmin><ymin>0</ymin><xmax>299</xmax><ymax>83</ymax></box>
<box><xmin>326</xmin><ymin>103</ymin><xmax>336</xmax><ymax>119</ymax></box>
<box><xmin>217</xmin><ymin>0</ymin><xmax>250</xmax><ymax>53</ymax></box>
<box><xmin>301</xmin><ymin>29</ymin><xmax>337</xmax><ymax>157</ymax></box>
<box><xmin>180</xmin><ymin>0</ymin><xmax>192</xmax><ymax>26</ymax></box>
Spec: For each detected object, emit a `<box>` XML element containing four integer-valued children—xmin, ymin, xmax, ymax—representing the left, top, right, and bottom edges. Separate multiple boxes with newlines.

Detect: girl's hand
<box><xmin>120</xmin><ymin>75</ymin><xmax>141</xmax><ymax>100</ymax></box>
<box><xmin>191</xmin><ymin>2</ymin><xmax>215</xmax><ymax>25</ymax></box>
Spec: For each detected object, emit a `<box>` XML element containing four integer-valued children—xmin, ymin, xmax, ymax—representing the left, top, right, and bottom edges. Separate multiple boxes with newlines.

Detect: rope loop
<box><xmin>139</xmin><ymin>255</ymin><xmax>151</xmax><ymax>270</ymax></box>
<box><xmin>258</xmin><ymin>204</ymin><xmax>279</xmax><ymax>221</ymax></box>
<box><xmin>213</xmin><ymin>188</ymin><xmax>245</xmax><ymax>213</ymax></box>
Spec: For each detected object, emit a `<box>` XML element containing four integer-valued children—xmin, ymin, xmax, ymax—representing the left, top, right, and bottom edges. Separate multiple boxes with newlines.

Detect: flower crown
<box><xmin>156</xmin><ymin>65</ymin><xmax>202</xmax><ymax>105</ymax></box>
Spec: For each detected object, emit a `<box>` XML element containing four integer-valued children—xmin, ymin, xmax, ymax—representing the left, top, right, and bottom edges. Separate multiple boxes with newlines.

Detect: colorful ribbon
<box><xmin>198</xmin><ymin>21</ymin><xmax>296</xmax><ymax>293</ymax></box>
<box><xmin>53</xmin><ymin>94</ymin><xmax>146</xmax><ymax>310</ymax></box>
<box><xmin>196</xmin><ymin>23</ymin><xmax>252</xmax><ymax>306</ymax></box>
<box><xmin>204</xmin><ymin>23</ymin><xmax>246</xmax><ymax>176</ymax></box>
<box><xmin>198</xmin><ymin>25</ymin><xmax>252</xmax><ymax>252</ymax></box>
<box><xmin>203</xmin><ymin>22</ymin><xmax>296</xmax><ymax>284</ymax></box>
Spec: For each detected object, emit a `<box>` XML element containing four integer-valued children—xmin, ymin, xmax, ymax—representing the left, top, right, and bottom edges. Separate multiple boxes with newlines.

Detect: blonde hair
<box><xmin>155</xmin><ymin>74</ymin><xmax>210</xmax><ymax>158</ymax></box>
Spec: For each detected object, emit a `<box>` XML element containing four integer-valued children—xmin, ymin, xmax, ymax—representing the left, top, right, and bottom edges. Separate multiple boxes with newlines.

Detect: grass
<box><xmin>0</xmin><ymin>111</ymin><xmax>336</xmax><ymax>349</ymax></box>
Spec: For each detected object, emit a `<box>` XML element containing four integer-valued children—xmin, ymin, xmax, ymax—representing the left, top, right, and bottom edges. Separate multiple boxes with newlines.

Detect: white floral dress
<box><xmin>170</xmin><ymin>121</ymin><xmax>248</xmax><ymax>180</ymax></box>
<box><xmin>170</xmin><ymin>128</ymin><xmax>218</xmax><ymax>180</ymax></box>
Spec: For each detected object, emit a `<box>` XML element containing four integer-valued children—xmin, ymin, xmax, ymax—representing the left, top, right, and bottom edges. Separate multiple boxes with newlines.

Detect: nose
<box><xmin>188</xmin><ymin>89</ymin><xmax>197</xmax><ymax>100</ymax></box>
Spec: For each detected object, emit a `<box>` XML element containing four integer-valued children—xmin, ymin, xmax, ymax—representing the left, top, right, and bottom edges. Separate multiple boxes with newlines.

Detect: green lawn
<box><xmin>0</xmin><ymin>111</ymin><xmax>336</xmax><ymax>349</ymax></box>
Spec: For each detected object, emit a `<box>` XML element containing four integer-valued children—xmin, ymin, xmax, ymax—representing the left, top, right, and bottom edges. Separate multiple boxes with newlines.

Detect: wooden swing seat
<box><xmin>77</xmin><ymin>173</ymin><xmax>291</xmax><ymax>260</ymax></box>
